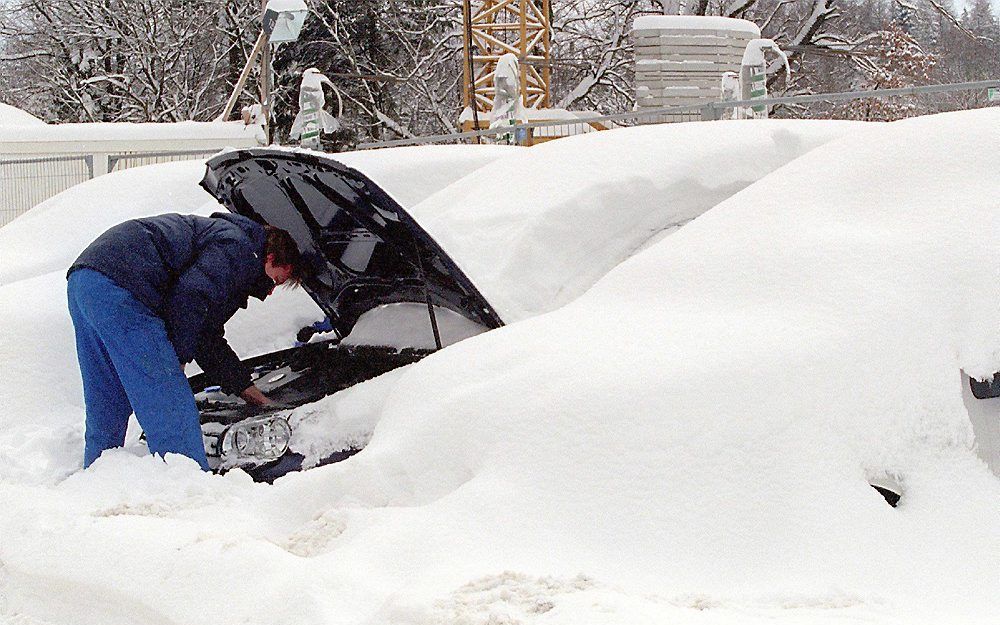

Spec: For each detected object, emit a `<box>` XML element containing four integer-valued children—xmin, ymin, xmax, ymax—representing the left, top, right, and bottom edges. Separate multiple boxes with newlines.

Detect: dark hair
<box><xmin>264</xmin><ymin>226</ymin><xmax>306</xmax><ymax>285</ymax></box>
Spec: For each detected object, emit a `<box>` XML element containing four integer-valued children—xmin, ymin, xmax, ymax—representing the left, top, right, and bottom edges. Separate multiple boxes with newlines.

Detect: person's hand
<box><xmin>239</xmin><ymin>385</ymin><xmax>273</xmax><ymax>406</ymax></box>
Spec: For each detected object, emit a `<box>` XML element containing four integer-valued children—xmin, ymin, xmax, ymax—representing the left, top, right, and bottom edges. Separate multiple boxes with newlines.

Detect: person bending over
<box><xmin>67</xmin><ymin>212</ymin><xmax>306</xmax><ymax>470</ymax></box>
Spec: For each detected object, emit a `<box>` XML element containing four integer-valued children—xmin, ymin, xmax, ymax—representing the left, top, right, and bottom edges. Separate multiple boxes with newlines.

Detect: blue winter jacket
<box><xmin>68</xmin><ymin>212</ymin><xmax>274</xmax><ymax>395</ymax></box>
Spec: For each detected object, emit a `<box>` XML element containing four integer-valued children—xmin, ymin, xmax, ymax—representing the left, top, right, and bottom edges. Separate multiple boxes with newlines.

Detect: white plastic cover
<box><xmin>489</xmin><ymin>53</ymin><xmax>526</xmax><ymax>141</ymax></box>
<box><xmin>290</xmin><ymin>68</ymin><xmax>341</xmax><ymax>147</ymax></box>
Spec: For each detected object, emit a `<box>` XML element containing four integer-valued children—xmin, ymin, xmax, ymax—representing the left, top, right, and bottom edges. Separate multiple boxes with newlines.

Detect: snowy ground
<box><xmin>0</xmin><ymin>113</ymin><xmax>998</xmax><ymax>625</ymax></box>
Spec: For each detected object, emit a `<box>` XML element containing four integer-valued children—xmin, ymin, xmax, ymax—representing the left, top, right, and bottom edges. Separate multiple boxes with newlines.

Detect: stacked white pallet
<box><xmin>633</xmin><ymin>15</ymin><xmax>760</xmax><ymax>120</ymax></box>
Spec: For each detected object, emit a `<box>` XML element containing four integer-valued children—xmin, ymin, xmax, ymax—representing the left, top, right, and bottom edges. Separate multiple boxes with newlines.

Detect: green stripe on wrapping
<box><xmin>302</xmin><ymin>130</ymin><xmax>320</xmax><ymax>139</ymax></box>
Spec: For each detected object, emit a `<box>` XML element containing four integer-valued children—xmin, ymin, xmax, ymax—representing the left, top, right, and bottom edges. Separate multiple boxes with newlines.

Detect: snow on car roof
<box><xmin>291</xmin><ymin>107</ymin><xmax>1000</xmax><ymax>623</ymax></box>
<box><xmin>411</xmin><ymin>119</ymin><xmax>863</xmax><ymax>322</ymax></box>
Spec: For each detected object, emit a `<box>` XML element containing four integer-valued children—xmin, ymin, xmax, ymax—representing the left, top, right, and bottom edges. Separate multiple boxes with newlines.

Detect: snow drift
<box><xmin>2</xmin><ymin>112</ymin><xmax>998</xmax><ymax>625</ymax></box>
<box><xmin>0</xmin><ymin>102</ymin><xmax>46</xmax><ymax>126</ymax></box>
<box><xmin>413</xmin><ymin>120</ymin><xmax>862</xmax><ymax>321</ymax></box>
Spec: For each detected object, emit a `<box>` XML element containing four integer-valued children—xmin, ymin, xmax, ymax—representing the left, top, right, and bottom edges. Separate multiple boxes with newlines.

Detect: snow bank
<box><xmin>0</xmin><ymin>102</ymin><xmax>45</xmax><ymax>126</ymax></box>
<box><xmin>335</xmin><ymin>108</ymin><xmax>999</xmax><ymax>622</ymax></box>
<box><xmin>3</xmin><ymin>112</ymin><xmax>998</xmax><ymax>625</ymax></box>
<box><xmin>414</xmin><ymin>119</ymin><xmax>863</xmax><ymax>321</ymax></box>
<box><xmin>268</xmin><ymin>108</ymin><xmax>999</xmax><ymax>623</ymax></box>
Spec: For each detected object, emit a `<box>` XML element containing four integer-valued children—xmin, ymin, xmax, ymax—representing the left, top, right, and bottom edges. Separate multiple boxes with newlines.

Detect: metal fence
<box><xmin>109</xmin><ymin>149</ymin><xmax>224</xmax><ymax>173</ymax></box>
<box><xmin>1</xmin><ymin>137</ymin><xmax>260</xmax><ymax>228</ymax></box>
<box><xmin>0</xmin><ymin>155</ymin><xmax>92</xmax><ymax>226</ymax></box>
<box><xmin>357</xmin><ymin>79</ymin><xmax>1000</xmax><ymax>150</ymax></box>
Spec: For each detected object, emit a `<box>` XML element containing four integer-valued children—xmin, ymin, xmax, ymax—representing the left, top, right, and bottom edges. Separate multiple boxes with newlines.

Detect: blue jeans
<box><xmin>68</xmin><ymin>269</ymin><xmax>209</xmax><ymax>470</ymax></box>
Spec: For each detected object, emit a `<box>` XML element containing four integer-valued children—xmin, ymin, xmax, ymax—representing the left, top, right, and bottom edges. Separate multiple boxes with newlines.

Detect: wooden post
<box><xmin>519</xmin><ymin>0</ymin><xmax>529</xmax><ymax>111</ymax></box>
<box><xmin>259</xmin><ymin>0</ymin><xmax>272</xmax><ymax>144</ymax></box>
<box><xmin>218</xmin><ymin>30</ymin><xmax>268</xmax><ymax>122</ymax></box>
<box><xmin>462</xmin><ymin>0</ymin><xmax>472</xmax><ymax>114</ymax></box>
<box><xmin>542</xmin><ymin>0</ymin><xmax>551</xmax><ymax>108</ymax></box>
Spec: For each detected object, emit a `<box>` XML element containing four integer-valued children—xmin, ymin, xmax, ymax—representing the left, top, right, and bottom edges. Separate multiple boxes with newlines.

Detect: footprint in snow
<box><xmin>276</xmin><ymin>510</ymin><xmax>347</xmax><ymax>557</ymax></box>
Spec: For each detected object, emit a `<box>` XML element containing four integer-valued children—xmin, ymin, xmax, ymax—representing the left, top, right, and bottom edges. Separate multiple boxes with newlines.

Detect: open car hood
<box><xmin>201</xmin><ymin>149</ymin><xmax>504</xmax><ymax>340</ymax></box>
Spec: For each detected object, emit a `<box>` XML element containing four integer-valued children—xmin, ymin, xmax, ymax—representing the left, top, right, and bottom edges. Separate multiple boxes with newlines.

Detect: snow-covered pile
<box><xmin>2</xmin><ymin>112</ymin><xmax>998</xmax><ymax>625</ymax></box>
<box><xmin>281</xmin><ymin>110</ymin><xmax>1000</xmax><ymax>624</ymax></box>
<box><xmin>0</xmin><ymin>102</ymin><xmax>45</xmax><ymax>126</ymax></box>
<box><xmin>413</xmin><ymin>120</ymin><xmax>862</xmax><ymax>321</ymax></box>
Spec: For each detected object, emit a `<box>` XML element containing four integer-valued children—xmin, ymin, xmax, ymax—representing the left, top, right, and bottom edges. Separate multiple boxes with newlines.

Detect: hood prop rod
<box><xmin>412</xmin><ymin>241</ymin><xmax>443</xmax><ymax>350</ymax></box>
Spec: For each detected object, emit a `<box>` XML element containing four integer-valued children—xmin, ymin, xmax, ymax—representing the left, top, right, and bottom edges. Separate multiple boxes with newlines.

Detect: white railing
<box><xmin>1</xmin><ymin>132</ymin><xmax>263</xmax><ymax>227</ymax></box>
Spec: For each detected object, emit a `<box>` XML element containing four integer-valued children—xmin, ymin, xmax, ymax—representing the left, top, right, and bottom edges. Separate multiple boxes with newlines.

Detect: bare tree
<box><xmin>2</xmin><ymin>0</ymin><xmax>995</xmax><ymax>142</ymax></box>
<box><xmin>0</xmin><ymin>0</ymin><xmax>258</xmax><ymax>122</ymax></box>
<box><xmin>552</xmin><ymin>0</ymin><xmax>653</xmax><ymax>112</ymax></box>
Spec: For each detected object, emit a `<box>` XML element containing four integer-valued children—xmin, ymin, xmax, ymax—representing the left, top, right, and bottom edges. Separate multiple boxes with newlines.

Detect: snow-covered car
<box><xmin>193</xmin><ymin>148</ymin><xmax>506</xmax><ymax>480</ymax></box>
<box><xmin>193</xmin><ymin>145</ymin><xmax>1000</xmax><ymax>502</ymax></box>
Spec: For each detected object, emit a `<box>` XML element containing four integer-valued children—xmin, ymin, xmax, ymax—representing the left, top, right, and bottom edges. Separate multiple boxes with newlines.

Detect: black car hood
<box><xmin>201</xmin><ymin>149</ymin><xmax>503</xmax><ymax>340</ymax></box>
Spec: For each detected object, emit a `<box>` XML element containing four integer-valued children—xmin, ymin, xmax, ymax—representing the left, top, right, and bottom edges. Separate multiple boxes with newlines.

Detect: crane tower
<box><xmin>462</xmin><ymin>0</ymin><xmax>552</xmax><ymax>130</ymax></box>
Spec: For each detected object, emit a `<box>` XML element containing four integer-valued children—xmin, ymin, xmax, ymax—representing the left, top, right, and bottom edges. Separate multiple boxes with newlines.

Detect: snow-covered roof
<box><xmin>632</xmin><ymin>15</ymin><xmax>761</xmax><ymax>36</ymax></box>
<box><xmin>0</xmin><ymin>120</ymin><xmax>263</xmax><ymax>143</ymax></box>
<box><xmin>0</xmin><ymin>102</ymin><xmax>45</xmax><ymax>127</ymax></box>
<box><xmin>264</xmin><ymin>0</ymin><xmax>307</xmax><ymax>11</ymax></box>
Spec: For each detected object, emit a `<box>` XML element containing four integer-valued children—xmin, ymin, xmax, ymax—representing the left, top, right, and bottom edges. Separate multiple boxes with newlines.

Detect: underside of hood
<box><xmin>201</xmin><ymin>149</ymin><xmax>504</xmax><ymax>340</ymax></box>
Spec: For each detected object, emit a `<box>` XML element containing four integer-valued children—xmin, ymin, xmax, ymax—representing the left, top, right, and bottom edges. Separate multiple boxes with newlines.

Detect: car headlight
<box><xmin>219</xmin><ymin>415</ymin><xmax>292</xmax><ymax>465</ymax></box>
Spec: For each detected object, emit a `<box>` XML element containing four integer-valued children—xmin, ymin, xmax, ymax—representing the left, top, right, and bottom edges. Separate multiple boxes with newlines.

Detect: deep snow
<box><xmin>1</xmin><ymin>113</ymin><xmax>998</xmax><ymax>625</ymax></box>
<box><xmin>0</xmin><ymin>102</ymin><xmax>45</xmax><ymax>126</ymax></box>
<box><xmin>410</xmin><ymin>120</ymin><xmax>862</xmax><ymax>321</ymax></box>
